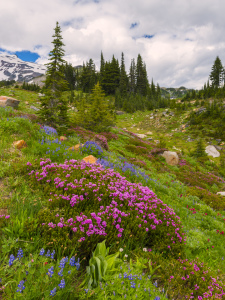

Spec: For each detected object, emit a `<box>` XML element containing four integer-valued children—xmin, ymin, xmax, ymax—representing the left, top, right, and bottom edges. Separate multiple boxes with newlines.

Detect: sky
<box><xmin>0</xmin><ymin>0</ymin><xmax>225</xmax><ymax>89</ymax></box>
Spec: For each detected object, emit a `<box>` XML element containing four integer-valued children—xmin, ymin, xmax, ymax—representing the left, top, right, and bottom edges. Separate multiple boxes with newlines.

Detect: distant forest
<box><xmin>62</xmin><ymin>51</ymin><xmax>169</xmax><ymax>113</ymax></box>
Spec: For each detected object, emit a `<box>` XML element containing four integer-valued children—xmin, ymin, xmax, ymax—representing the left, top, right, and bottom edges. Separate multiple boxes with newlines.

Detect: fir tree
<box><xmin>209</xmin><ymin>56</ymin><xmax>224</xmax><ymax>87</ymax></box>
<box><xmin>73</xmin><ymin>82</ymin><xmax>115</xmax><ymax>132</ymax></box>
<box><xmin>129</xmin><ymin>58</ymin><xmax>136</xmax><ymax>94</ymax></box>
<box><xmin>39</xmin><ymin>21</ymin><xmax>69</xmax><ymax>129</ymax></box>
<box><xmin>119</xmin><ymin>52</ymin><xmax>128</xmax><ymax>96</ymax></box>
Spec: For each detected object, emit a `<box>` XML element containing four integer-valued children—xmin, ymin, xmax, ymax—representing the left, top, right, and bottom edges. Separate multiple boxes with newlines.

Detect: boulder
<box><xmin>13</xmin><ymin>140</ymin><xmax>27</xmax><ymax>150</ymax></box>
<box><xmin>147</xmin><ymin>131</ymin><xmax>153</xmax><ymax>135</ymax></box>
<box><xmin>217</xmin><ymin>192</ymin><xmax>225</xmax><ymax>196</ymax></box>
<box><xmin>162</xmin><ymin>151</ymin><xmax>179</xmax><ymax>165</ymax></box>
<box><xmin>68</xmin><ymin>144</ymin><xmax>83</xmax><ymax>151</ymax></box>
<box><xmin>60</xmin><ymin>136</ymin><xmax>67</xmax><ymax>141</ymax></box>
<box><xmin>0</xmin><ymin>96</ymin><xmax>20</xmax><ymax>108</ymax></box>
<box><xmin>82</xmin><ymin>155</ymin><xmax>97</xmax><ymax>164</ymax></box>
<box><xmin>136</xmin><ymin>133</ymin><xmax>147</xmax><ymax>139</ymax></box>
<box><xmin>205</xmin><ymin>145</ymin><xmax>220</xmax><ymax>158</ymax></box>
<box><xmin>30</xmin><ymin>105</ymin><xmax>40</xmax><ymax>111</ymax></box>
<box><xmin>116</xmin><ymin>111</ymin><xmax>125</xmax><ymax>115</ymax></box>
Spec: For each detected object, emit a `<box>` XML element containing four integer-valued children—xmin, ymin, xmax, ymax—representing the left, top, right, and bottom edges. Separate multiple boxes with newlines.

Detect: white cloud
<box><xmin>1</xmin><ymin>0</ymin><xmax>225</xmax><ymax>88</ymax></box>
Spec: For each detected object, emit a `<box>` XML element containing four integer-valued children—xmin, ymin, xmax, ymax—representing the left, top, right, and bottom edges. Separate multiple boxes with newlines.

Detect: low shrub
<box><xmin>134</xmin><ymin>250</ymin><xmax>225</xmax><ymax>299</ymax></box>
<box><xmin>187</xmin><ymin>186</ymin><xmax>225</xmax><ymax>211</ymax></box>
<box><xmin>175</xmin><ymin>166</ymin><xmax>225</xmax><ymax>190</ymax></box>
<box><xmin>26</xmin><ymin>159</ymin><xmax>185</xmax><ymax>259</ymax></box>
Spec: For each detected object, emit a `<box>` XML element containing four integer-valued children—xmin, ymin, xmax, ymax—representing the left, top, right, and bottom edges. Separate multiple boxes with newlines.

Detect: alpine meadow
<box><xmin>0</xmin><ymin>20</ymin><xmax>225</xmax><ymax>300</ymax></box>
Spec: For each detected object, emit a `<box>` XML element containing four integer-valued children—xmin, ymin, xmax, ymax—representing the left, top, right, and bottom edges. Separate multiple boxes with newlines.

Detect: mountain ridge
<box><xmin>0</xmin><ymin>53</ymin><xmax>46</xmax><ymax>82</ymax></box>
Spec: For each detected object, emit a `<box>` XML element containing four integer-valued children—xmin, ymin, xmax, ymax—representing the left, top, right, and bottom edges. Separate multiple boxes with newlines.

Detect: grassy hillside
<box><xmin>0</xmin><ymin>87</ymin><xmax>225</xmax><ymax>299</ymax></box>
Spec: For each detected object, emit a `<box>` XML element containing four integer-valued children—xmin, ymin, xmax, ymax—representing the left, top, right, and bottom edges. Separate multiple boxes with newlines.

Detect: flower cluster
<box><xmin>28</xmin><ymin>158</ymin><xmax>185</xmax><ymax>256</ymax></box>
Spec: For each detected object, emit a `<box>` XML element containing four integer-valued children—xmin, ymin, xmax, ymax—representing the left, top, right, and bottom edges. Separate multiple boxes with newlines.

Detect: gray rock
<box><xmin>116</xmin><ymin>111</ymin><xmax>125</xmax><ymax>115</ymax></box>
<box><xmin>216</xmin><ymin>139</ymin><xmax>222</xmax><ymax>143</ymax></box>
<box><xmin>205</xmin><ymin>145</ymin><xmax>220</xmax><ymax>157</ymax></box>
<box><xmin>30</xmin><ymin>105</ymin><xmax>40</xmax><ymax>111</ymax></box>
<box><xmin>136</xmin><ymin>133</ymin><xmax>147</xmax><ymax>139</ymax></box>
<box><xmin>217</xmin><ymin>192</ymin><xmax>225</xmax><ymax>196</ymax></box>
<box><xmin>214</xmin><ymin>145</ymin><xmax>222</xmax><ymax>151</ymax></box>
<box><xmin>195</xmin><ymin>107</ymin><xmax>206</xmax><ymax>115</ymax></box>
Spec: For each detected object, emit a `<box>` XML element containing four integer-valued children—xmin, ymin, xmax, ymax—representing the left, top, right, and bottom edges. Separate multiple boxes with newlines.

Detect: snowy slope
<box><xmin>0</xmin><ymin>53</ymin><xmax>46</xmax><ymax>82</ymax></box>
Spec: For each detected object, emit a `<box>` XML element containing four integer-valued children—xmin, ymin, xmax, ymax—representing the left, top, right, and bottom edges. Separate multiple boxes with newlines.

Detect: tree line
<box><xmin>183</xmin><ymin>56</ymin><xmax>225</xmax><ymax>101</ymax></box>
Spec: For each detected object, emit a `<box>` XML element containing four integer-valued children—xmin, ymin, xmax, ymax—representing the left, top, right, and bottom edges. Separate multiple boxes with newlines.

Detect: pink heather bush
<box><xmin>26</xmin><ymin>158</ymin><xmax>185</xmax><ymax>257</ymax></box>
<box><xmin>146</xmin><ymin>253</ymin><xmax>225</xmax><ymax>299</ymax></box>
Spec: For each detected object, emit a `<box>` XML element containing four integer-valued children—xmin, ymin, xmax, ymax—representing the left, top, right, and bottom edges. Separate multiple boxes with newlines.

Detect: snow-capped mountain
<box><xmin>0</xmin><ymin>53</ymin><xmax>46</xmax><ymax>82</ymax></box>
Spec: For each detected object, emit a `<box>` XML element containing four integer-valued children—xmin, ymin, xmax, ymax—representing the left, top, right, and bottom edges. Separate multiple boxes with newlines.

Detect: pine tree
<box><xmin>39</xmin><ymin>22</ymin><xmax>69</xmax><ymax>129</ymax></box>
<box><xmin>209</xmin><ymin>56</ymin><xmax>224</xmax><ymax>87</ymax></box>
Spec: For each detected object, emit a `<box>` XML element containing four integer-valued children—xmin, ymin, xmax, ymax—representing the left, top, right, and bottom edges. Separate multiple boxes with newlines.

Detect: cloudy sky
<box><xmin>0</xmin><ymin>0</ymin><xmax>225</xmax><ymax>89</ymax></box>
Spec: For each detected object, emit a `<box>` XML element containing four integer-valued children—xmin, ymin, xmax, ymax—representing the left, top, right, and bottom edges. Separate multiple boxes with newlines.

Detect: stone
<box><xmin>147</xmin><ymin>131</ymin><xmax>153</xmax><ymax>135</ymax></box>
<box><xmin>25</xmin><ymin>101</ymin><xmax>29</xmax><ymax>105</ymax></box>
<box><xmin>217</xmin><ymin>192</ymin><xmax>225</xmax><ymax>196</ymax></box>
<box><xmin>60</xmin><ymin>136</ymin><xmax>67</xmax><ymax>141</ymax></box>
<box><xmin>195</xmin><ymin>107</ymin><xmax>206</xmax><ymax>115</ymax></box>
<box><xmin>82</xmin><ymin>155</ymin><xmax>97</xmax><ymax>164</ymax></box>
<box><xmin>205</xmin><ymin>145</ymin><xmax>220</xmax><ymax>158</ymax></box>
<box><xmin>136</xmin><ymin>133</ymin><xmax>147</xmax><ymax>139</ymax></box>
<box><xmin>68</xmin><ymin>144</ymin><xmax>83</xmax><ymax>151</ymax></box>
<box><xmin>162</xmin><ymin>151</ymin><xmax>179</xmax><ymax>165</ymax></box>
<box><xmin>116</xmin><ymin>111</ymin><xmax>125</xmax><ymax>115</ymax></box>
<box><xmin>30</xmin><ymin>105</ymin><xmax>40</xmax><ymax>111</ymax></box>
<box><xmin>214</xmin><ymin>145</ymin><xmax>222</xmax><ymax>151</ymax></box>
<box><xmin>13</xmin><ymin>140</ymin><xmax>27</xmax><ymax>150</ymax></box>
<box><xmin>0</xmin><ymin>96</ymin><xmax>20</xmax><ymax>108</ymax></box>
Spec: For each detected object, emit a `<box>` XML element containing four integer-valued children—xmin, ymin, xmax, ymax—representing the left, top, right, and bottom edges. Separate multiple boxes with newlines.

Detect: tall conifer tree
<box><xmin>209</xmin><ymin>56</ymin><xmax>224</xmax><ymax>87</ymax></box>
<box><xmin>39</xmin><ymin>22</ymin><xmax>69</xmax><ymax>129</ymax></box>
<box><xmin>119</xmin><ymin>52</ymin><xmax>128</xmax><ymax>96</ymax></box>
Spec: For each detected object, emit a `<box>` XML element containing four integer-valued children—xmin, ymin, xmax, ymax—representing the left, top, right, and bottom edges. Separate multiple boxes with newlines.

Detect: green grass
<box><xmin>0</xmin><ymin>87</ymin><xmax>225</xmax><ymax>299</ymax></box>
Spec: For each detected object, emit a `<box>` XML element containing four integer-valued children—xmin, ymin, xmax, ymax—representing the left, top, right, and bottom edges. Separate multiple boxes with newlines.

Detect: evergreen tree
<box><xmin>39</xmin><ymin>22</ymin><xmax>69</xmax><ymax>129</ymax></box>
<box><xmin>73</xmin><ymin>82</ymin><xmax>115</xmax><ymax>132</ymax></box>
<box><xmin>119</xmin><ymin>52</ymin><xmax>128</xmax><ymax>96</ymax></box>
<box><xmin>99</xmin><ymin>51</ymin><xmax>105</xmax><ymax>85</ymax></box>
<box><xmin>209</xmin><ymin>56</ymin><xmax>224</xmax><ymax>87</ymax></box>
<box><xmin>135</xmin><ymin>54</ymin><xmax>148</xmax><ymax>96</ymax></box>
<box><xmin>194</xmin><ymin>138</ymin><xmax>207</xmax><ymax>158</ymax></box>
<box><xmin>128</xmin><ymin>58</ymin><xmax>136</xmax><ymax>94</ymax></box>
<box><xmin>63</xmin><ymin>62</ymin><xmax>76</xmax><ymax>90</ymax></box>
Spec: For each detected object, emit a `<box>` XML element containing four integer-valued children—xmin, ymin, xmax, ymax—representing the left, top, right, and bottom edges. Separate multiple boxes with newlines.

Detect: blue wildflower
<box><xmin>58</xmin><ymin>279</ymin><xmax>65</xmax><ymax>289</ymax></box>
<box><xmin>16</xmin><ymin>280</ymin><xmax>25</xmax><ymax>293</ymax></box>
<box><xmin>39</xmin><ymin>248</ymin><xmax>45</xmax><ymax>256</ymax></box>
<box><xmin>45</xmin><ymin>250</ymin><xmax>51</xmax><ymax>257</ymax></box>
<box><xmin>9</xmin><ymin>254</ymin><xmax>15</xmax><ymax>266</ymax></box>
<box><xmin>47</xmin><ymin>266</ymin><xmax>54</xmax><ymax>277</ymax></box>
<box><xmin>51</xmin><ymin>250</ymin><xmax>55</xmax><ymax>259</ymax></box>
<box><xmin>17</xmin><ymin>248</ymin><xmax>23</xmax><ymax>261</ymax></box>
<box><xmin>50</xmin><ymin>287</ymin><xmax>57</xmax><ymax>296</ymax></box>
